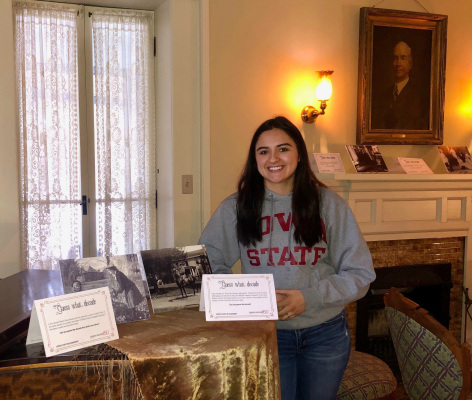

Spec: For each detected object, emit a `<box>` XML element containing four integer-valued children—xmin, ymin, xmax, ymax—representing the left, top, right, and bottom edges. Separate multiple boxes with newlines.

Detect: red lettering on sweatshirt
<box><xmin>246</xmin><ymin>245</ymin><xmax>326</xmax><ymax>267</ymax></box>
<box><xmin>274</xmin><ymin>213</ymin><xmax>291</xmax><ymax>232</ymax></box>
<box><xmin>311</xmin><ymin>247</ymin><xmax>326</xmax><ymax>265</ymax></box>
<box><xmin>294</xmin><ymin>246</ymin><xmax>312</xmax><ymax>264</ymax></box>
<box><xmin>277</xmin><ymin>247</ymin><xmax>297</xmax><ymax>265</ymax></box>
<box><xmin>260</xmin><ymin>247</ymin><xmax>279</xmax><ymax>266</ymax></box>
<box><xmin>261</xmin><ymin>214</ymin><xmax>327</xmax><ymax>244</ymax></box>
<box><xmin>261</xmin><ymin>216</ymin><xmax>271</xmax><ymax>235</ymax></box>
<box><xmin>262</xmin><ymin>213</ymin><xmax>292</xmax><ymax>236</ymax></box>
<box><xmin>247</xmin><ymin>249</ymin><xmax>260</xmax><ymax>266</ymax></box>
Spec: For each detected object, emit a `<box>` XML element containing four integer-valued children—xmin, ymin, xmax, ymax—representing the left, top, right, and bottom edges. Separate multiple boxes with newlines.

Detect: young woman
<box><xmin>199</xmin><ymin>116</ymin><xmax>375</xmax><ymax>400</ymax></box>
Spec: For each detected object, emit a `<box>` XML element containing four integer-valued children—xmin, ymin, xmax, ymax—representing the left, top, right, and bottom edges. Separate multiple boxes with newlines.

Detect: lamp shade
<box><xmin>315</xmin><ymin>70</ymin><xmax>333</xmax><ymax>101</ymax></box>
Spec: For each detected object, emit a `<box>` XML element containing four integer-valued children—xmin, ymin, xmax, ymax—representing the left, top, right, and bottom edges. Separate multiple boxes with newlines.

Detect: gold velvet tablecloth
<box><xmin>107</xmin><ymin>308</ymin><xmax>280</xmax><ymax>400</ymax></box>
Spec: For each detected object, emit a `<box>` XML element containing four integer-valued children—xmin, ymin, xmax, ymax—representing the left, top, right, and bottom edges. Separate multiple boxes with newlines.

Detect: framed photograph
<box><xmin>356</xmin><ymin>8</ymin><xmax>447</xmax><ymax>144</ymax></box>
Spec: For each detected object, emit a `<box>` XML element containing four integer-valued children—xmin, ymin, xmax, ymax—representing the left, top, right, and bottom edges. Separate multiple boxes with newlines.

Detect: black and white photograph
<box><xmin>346</xmin><ymin>145</ymin><xmax>389</xmax><ymax>173</ymax></box>
<box><xmin>141</xmin><ymin>245</ymin><xmax>212</xmax><ymax>314</ymax></box>
<box><xmin>59</xmin><ymin>254</ymin><xmax>150</xmax><ymax>324</ymax></box>
<box><xmin>437</xmin><ymin>146</ymin><xmax>472</xmax><ymax>173</ymax></box>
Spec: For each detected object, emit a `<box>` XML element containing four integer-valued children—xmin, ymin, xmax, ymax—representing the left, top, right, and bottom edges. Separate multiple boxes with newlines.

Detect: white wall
<box><xmin>157</xmin><ymin>0</ymin><xmax>204</xmax><ymax>249</ymax></box>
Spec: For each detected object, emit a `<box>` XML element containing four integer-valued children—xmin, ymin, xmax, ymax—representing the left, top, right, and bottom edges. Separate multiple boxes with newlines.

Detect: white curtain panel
<box><xmin>15</xmin><ymin>1</ymin><xmax>156</xmax><ymax>269</ymax></box>
<box><xmin>91</xmin><ymin>8</ymin><xmax>156</xmax><ymax>258</ymax></box>
<box><xmin>15</xmin><ymin>1</ymin><xmax>82</xmax><ymax>270</ymax></box>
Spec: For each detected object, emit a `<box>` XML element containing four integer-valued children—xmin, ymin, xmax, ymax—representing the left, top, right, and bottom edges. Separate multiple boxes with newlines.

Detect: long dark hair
<box><xmin>236</xmin><ymin>116</ymin><xmax>326</xmax><ymax>247</ymax></box>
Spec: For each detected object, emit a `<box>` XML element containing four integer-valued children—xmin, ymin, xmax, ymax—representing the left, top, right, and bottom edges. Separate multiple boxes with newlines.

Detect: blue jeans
<box><xmin>276</xmin><ymin>310</ymin><xmax>351</xmax><ymax>400</ymax></box>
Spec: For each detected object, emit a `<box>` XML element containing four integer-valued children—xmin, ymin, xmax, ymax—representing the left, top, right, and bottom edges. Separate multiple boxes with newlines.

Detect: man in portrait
<box><xmin>371</xmin><ymin>40</ymin><xmax>429</xmax><ymax>130</ymax></box>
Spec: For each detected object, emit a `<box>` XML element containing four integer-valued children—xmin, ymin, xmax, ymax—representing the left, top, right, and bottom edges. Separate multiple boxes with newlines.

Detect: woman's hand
<box><xmin>275</xmin><ymin>289</ymin><xmax>306</xmax><ymax>321</ymax></box>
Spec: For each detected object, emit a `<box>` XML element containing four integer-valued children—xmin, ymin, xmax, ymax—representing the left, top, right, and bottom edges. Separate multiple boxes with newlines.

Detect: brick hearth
<box><xmin>345</xmin><ymin>236</ymin><xmax>464</xmax><ymax>348</ymax></box>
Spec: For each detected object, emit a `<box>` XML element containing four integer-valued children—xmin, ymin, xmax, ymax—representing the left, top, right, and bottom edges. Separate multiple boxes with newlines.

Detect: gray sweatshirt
<box><xmin>199</xmin><ymin>187</ymin><xmax>376</xmax><ymax>329</ymax></box>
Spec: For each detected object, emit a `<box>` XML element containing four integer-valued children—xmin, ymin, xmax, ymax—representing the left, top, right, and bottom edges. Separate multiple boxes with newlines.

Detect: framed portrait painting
<box><xmin>356</xmin><ymin>8</ymin><xmax>447</xmax><ymax>144</ymax></box>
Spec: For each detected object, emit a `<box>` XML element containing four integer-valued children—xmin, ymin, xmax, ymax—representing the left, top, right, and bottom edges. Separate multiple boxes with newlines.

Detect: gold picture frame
<box><xmin>356</xmin><ymin>8</ymin><xmax>448</xmax><ymax>144</ymax></box>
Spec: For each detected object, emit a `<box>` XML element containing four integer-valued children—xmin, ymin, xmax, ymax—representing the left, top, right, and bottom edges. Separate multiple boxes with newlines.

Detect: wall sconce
<box><xmin>301</xmin><ymin>70</ymin><xmax>333</xmax><ymax>123</ymax></box>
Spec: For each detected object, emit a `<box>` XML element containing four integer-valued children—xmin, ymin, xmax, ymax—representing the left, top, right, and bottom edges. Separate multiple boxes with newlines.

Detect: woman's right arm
<box><xmin>198</xmin><ymin>196</ymin><xmax>241</xmax><ymax>274</ymax></box>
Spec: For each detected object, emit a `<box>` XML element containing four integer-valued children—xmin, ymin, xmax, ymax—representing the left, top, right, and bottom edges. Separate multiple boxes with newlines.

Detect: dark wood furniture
<box><xmin>0</xmin><ymin>270</ymin><xmax>63</xmax><ymax>356</ymax></box>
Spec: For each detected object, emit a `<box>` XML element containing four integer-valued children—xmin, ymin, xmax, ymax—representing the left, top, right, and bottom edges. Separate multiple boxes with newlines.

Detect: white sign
<box><xmin>312</xmin><ymin>153</ymin><xmax>345</xmax><ymax>173</ymax></box>
<box><xmin>26</xmin><ymin>287</ymin><xmax>118</xmax><ymax>357</ymax></box>
<box><xmin>201</xmin><ymin>274</ymin><xmax>278</xmax><ymax>321</ymax></box>
<box><xmin>389</xmin><ymin>157</ymin><xmax>433</xmax><ymax>174</ymax></box>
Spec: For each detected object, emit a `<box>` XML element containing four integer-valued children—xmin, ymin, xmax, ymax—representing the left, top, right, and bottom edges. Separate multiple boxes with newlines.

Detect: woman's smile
<box><xmin>255</xmin><ymin>128</ymin><xmax>299</xmax><ymax>195</ymax></box>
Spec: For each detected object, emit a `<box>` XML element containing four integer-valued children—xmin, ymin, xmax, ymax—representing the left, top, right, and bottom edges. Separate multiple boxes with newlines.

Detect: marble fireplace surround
<box><xmin>318</xmin><ymin>173</ymin><xmax>472</xmax><ymax>342</ymax></box>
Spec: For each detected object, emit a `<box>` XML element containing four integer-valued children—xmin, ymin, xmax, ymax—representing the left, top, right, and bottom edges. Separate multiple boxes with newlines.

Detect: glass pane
<box><xmin>91</xmin><ymin>8</ymin><xmax>156</xmax><ymax>257</ymax></box>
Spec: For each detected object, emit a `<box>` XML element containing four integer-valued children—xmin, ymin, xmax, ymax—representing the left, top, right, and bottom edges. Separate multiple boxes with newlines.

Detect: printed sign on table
<box><xmin>389</xmin><ymin>157</ymin><xmax>433</xmax><ymax>174</ymax></box>
<box><xmin>312</xmin><ymin>153</ymin><xmax>345</xmax><ymax>173</ymax></box>
<box><xmin>201</xmin><ymin>274</ymin><xmax>278</xmax><ymax>321</ymax></box>
<box><xmin>26</xmin><ymin>287</ymin><xmax>118</xmax><ymax>357</ymax></box>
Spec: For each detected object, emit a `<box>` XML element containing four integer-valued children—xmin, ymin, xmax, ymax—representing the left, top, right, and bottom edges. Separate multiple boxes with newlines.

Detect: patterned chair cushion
<box><xmin>336</xmin><ymin>350</ymin><xmax>397</xmax><ymax>400</ymax></box>
<box><xmin>386</xmin><ymin>306</ymin><xmax>463</xmax><ymax>400</ymax></box>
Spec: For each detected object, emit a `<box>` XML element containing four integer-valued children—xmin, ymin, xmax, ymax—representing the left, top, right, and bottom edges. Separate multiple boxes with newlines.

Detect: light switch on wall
<box><xmin>182</xmin><ymin>175</ymin><xmax>193</xmax><ymax>194</ymax></box>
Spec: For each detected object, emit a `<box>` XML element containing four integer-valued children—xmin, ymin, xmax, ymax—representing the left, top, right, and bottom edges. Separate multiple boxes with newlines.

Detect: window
<box><xmin>14</xmin><ymin>1</ymin><xmax>156</xmax><ymax>269</ymax></box>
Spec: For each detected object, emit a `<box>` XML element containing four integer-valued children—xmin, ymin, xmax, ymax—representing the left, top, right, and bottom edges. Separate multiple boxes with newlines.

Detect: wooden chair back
<box><xmin>384</xmin><ymin>287</ymin><xmax>471</xmax><ymax>400</ymax></box>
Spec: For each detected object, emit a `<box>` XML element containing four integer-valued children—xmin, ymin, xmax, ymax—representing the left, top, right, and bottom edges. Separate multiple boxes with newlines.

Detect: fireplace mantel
<box><xmin>318</xmin><ymin>173</ymin><xmax>472</xmax><ymax>340</ymax></box>
<box><xmin>318</xmin><ymin>173</ymin><xmax>472</xmax><ymax>239</ymax></box>
<box><xmin>318</xmin><ymin>173</ymin><xmax>472</xmax><ymax>193</ymax></box>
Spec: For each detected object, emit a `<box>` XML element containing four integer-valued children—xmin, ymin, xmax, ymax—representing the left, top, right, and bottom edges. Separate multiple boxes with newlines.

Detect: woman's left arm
<box><xmin>300</xmin><ymin>191</ymin><xmax>376</xmax><ymax>309</ymax></box>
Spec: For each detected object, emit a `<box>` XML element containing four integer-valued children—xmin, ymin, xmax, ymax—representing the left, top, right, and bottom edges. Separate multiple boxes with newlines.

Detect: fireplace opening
<box><xmin>355</xmin><ymin>263</ymin><xmax>452</xmax><ymax>374</ymax></box>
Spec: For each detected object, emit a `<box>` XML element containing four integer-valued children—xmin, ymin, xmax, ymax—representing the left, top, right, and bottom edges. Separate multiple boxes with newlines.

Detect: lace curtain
<box><xmin>15</xmin><ymin>1</ymin><xmax>82</xmax><ymax>269</ymax></box>
<box><xmin>91</xmin><ymin>8</ymin><xmax>156</xmax><ymax>257</ymax></box>
<box><xmin>15</xmin><ymin>1</ymin><xmax>156</xmax><ymax>269</ymax></box>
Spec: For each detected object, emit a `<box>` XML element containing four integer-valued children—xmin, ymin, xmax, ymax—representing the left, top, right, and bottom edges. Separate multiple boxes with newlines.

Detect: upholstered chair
<box><xmin>336</xmin><ymin>350</ymin><xmax>397</xmax><ymax>400</ymax></box>
<box><xmin>384</xmin><ymin>287</ymin><xmax>472</xmax><ymax>400</ymax></box>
